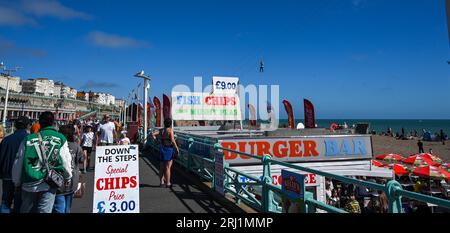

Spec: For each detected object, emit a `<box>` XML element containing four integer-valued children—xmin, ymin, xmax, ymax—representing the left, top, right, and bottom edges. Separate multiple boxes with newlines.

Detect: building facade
<box><xmin>21</xmin><ymin>78</ymin><xmax>55</xmax><ymax>96</ymax></box>
<box><xmin>0</xmin><ymin>75</ymin><xmax>22</xmax><ymax>93</ymax></box>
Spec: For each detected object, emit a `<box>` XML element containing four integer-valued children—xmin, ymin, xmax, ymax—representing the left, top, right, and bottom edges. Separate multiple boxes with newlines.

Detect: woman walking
<box><xmin>53</xmin><ymin>125</ymin><xmax>84</xmax><ymax>213</ymax></box>
<box><xmin>153</xmin><ymin>118</ymin><xmax>179</xmax><ymax>188</ymax></box>
<box><xmin>80</xmin><ymin>125</ymin><xmax>94</xmax><ymax>173</ymax></box>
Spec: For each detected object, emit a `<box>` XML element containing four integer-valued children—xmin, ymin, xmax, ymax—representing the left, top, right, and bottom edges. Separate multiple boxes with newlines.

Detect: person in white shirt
<box><xmin>120</xmin><ymin>131</ymin><xmax>130</xmax><ymax>145</ymax></box>
<box><xmin>81</xmin><ymin>124</ymin><xmax>95</xmax><ymax>173</ymax></box>
<box><xmin>96</xmin><ymin>115</ymin><xmax>117</xmax><ymax>146</ymax></box>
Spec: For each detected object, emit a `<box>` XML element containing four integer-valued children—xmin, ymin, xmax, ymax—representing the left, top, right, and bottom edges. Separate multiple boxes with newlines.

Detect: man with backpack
<box><xmin>12</xmin><ymin>112</ymin><xmax>72</xmax><ymax>213</ymax></box>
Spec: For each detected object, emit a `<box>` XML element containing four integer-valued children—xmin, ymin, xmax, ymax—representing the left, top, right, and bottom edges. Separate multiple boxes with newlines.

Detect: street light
<box><xmin>134</xmin><ymin>70</ymin><xmax>151</xmax><ymax>144</ymax></box>
<box><xmin>0</xmin><ymin>62</ymin><xmax>21</xmax><ymax>128</ymax></box>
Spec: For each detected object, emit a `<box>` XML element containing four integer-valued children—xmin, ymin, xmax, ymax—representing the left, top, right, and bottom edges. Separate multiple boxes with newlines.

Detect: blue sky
<box><xmin>0</xmin><ymin>0</ymin><xmax>449</xmax><ymax>119</ymax></box>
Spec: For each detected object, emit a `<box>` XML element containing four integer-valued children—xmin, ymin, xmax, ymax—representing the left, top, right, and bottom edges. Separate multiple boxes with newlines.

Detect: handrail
<box><xmin>146</xmin><ymin>134</ymin><xmax>450</xmax><ymax>213</ymax></box>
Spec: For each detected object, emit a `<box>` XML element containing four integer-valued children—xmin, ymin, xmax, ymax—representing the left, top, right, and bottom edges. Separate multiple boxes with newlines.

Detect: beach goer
<box><xmin>330</xmin><ymin>189</ymin><xmax>340</xmax><ymax>208</ymax></box>
<box><xmin>53</xmin><ymin>125</ymin><xmax>84</xmax><ymax>213</ymax></box>
<box><xmin>379</xmin><ymin>192</ymin><xmax>389</xmax><ymax>213</ymax></box>
<box><xmin>12</xmin><ymin>112</ymin><xmax>72</xmax><ymax>213</ymax></box>
<box><xmin>417</xmin><ymin>140</ymin><xmax>424</xmax><ymax>153</ymax></box>
<box><xmin>96</xmin><ymin>115</ymin><xmax>117</xmax><ymax>146</ymax></box>
<box><xmin>81</xmin><ymin>125</ymin><xmax>94</xmax><ymax>173</ymax></box>
<box><xmin>120</xmin><ymin>131</ymin><xmax>130</xmax><ymax>145</ymax></box>
<box><xmin>440</xmin><ymin>129</ymin><xmax>446</xmax><ymax>145</ymax></box>
<box><xmin>0</xmin><ymin>116</ymin><xmax>31</xmax><ymax>213</ymax></box>
<box><xmin>152</xmin><ymin>118</ymin><xmax>179</xmax><ymax>188</ymax></box>
<box><xmin>344</xmin><ymin>193</ymin><xmax>361</xmax><ymax>213</ymax></box>
<box><xmin>429</xmin><ymin>148</ymin><xmax>433</xmax><ymax>155</ymax></box>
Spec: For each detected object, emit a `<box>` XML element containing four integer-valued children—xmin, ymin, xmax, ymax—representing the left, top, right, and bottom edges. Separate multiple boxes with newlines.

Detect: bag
<box><xmin>37</xmin><ymin>133</ymin><xmax>65</xmax><ymax>189</ymax></box>
<box><xmin>74</xmin><ymin>182</ymin><xmax>86</xmax><ymax>198</ymax></box>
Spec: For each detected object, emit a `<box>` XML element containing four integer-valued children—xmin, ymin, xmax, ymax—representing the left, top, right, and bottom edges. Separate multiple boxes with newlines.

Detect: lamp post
<box><xmin>0</xmin><ymin>62</ymin><xmax>20</xmax><ymax>128</ymax></box>
<box><xmin>134</xmin><ymin>70</ymin><xmax>151</xmax><ymax>144</ymax></box>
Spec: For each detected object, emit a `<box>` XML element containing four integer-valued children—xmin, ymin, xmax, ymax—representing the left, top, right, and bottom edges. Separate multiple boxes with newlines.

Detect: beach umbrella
<box><xmin>393</xmin><ymin>164</ymin><xmax>409</xmax><ymax>176</ymax></box>
<box><xmin>371</xmin><ymin>160</ymin><xmax>385</xmax><ymax>167</ymax></box>
<box><xmin>402</xmin><ymin>153</ymin><xmax>437</xmax><ymax>166</ymax></box>
<box><xmin>412</xmin><ymin>165</ymin><xmax>450</xmax><ymax>180</ymax></box>
<box><xmin>376</xmin><ymin>153</ymin><xmax>405</xmax><ymax>163</ymax></box>
<box><xmin>439</xmin><ymin>163</ymin><xmax>450</xmax><ymax>172</ymax></box>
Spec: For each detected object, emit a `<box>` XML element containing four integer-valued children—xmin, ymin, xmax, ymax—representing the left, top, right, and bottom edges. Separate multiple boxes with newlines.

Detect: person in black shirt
<box><xmin>417</xmin><ymin>140</ymin><xmax>424</xmax><ymax>153</ymax></box>
<box><xmin>441</xmin><ymin>129</ymin><xmax>446</xmax><ymax>145</ymax></box>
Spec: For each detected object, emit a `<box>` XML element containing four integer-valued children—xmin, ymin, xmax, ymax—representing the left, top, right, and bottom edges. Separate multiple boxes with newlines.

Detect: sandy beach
<box><xmin>372</xmin><ymin>135</ymin><xmax>450</xmax><ymax>162</ymax></box>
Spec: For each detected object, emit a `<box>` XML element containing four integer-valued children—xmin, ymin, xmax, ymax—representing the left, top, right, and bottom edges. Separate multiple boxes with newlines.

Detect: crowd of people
<box><xmin>380</xmin><ymin>127</ymin><xmax>447</xmax><ymax>145</ymax></box>
<box><xmin>325</xmin><ymin>175</ymin><xmax>450</xmax><ymax>213</ymax></box>
<box><xmin>0</xmin><ymin>112</ymin><xmax>131</xmax><ymax>213</ymax></box>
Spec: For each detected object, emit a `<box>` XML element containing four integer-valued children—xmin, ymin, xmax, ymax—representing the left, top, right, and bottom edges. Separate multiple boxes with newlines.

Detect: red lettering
<box><xmin>96</xmin><ymin>178</ymin><xmax>104</xmax><ymax>191</ymax></box>
<box><xmin>238</xmin><ymin>142</ymin><xmax>250</xmax><ymax>159</ymax></box>
<box><xmin>222</xmin><ymin>142</ymin><xmax>237</xmax><ymax>160</ymax></box>
<box><xmin>273</xmin><ymin>141</ymin><xmax>288</xmax><ymax>158</ymax></box>
<box><xmin>108</xmin><ymin>191</ymin><xmax>125</xmax><ymax>201</ymax></box>
<box><xmin>105</xmin><ymin>177</ymin><xmax>115</xmax><ymax>190</ymax></box>
<box><xmin>309</xmin><ymin>174</ymin><xmax>316</xmax><ymax>184</ymax></box>
<box><xmin>121</xmin><ymin>177</ymin><xmax>130</xmax><ymax>189</ymax></box>
<box><xmin>114</xmin><ymin>177</ymin><xmax>121</xmax><ymax>189</ymax></box>
<box><xmin>289</xmin><ymin>141</ymin><xmax>303</xmax><ymax>157</ymax></box>
<box><xmin>304</xmin><ymin>140</ymin><xmax>319</xmax><ymax>157</ymax></box>
<box><xmin>256</xmin><ymin>141</ymin><xmax>272</xmax><ymax>156</ymax></box>
<box><xmin>130</xmin><ymin>176</ymin><xmax>137</xmax><ymax>188</ymax></box>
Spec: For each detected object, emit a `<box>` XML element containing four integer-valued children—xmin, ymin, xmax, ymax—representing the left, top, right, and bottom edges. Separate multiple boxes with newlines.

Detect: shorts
<box><xmin>82</xmin><ymin>147</ymin><xmax>93</xmax><ymax>154</ymax></box>
<box><xmin>160</xmin><ymin>147</ymin><xmax>174</xmax><ymax>161</ymax></box>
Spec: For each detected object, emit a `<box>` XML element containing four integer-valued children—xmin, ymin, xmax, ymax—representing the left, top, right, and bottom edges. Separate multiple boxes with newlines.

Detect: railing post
<box><xmin>262</xmin><ymin>154</ymin><xmax>273</xmax><ymax>212</ymax></box>
<box><xmin>385</xmin><ymin>180</ymin><xmax>403</xmax><ymax>213</ymax></box>
<box><xmin>187</xmin><ymin>138</ymin><xmax>194</xmax><ymax>170</ymax></box>
<box><xmin>304</xmin><ymin>192</ymin><xmax>316</xmax><ymax>213</ymax></box>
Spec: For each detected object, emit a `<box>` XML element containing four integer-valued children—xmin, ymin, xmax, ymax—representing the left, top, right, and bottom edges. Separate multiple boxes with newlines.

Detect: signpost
<box><xmin>281</xmin><ymin>170</ymin><xmax>306</xmax><ymax>213</ymax></box>
<box><xmin>218</xmin><ymin>135</ymin><xmax>373</xmax><ymax>165</ymax></box>
<box><xmin>93</xmin><ymin>145</ymin><xmax>140</xmax><ymax>213</ymax></box>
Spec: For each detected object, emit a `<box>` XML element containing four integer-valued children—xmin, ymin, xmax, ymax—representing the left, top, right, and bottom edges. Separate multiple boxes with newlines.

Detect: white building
<box><xmin>21</xmin><ymin>78</ymin><xmax>55</xmax><ymax>96</ymax></box>
<box><xmin>105</xmin><ymin>93</ymin><xmax>115</xmax><ymax>105</ymax></box>
<box><xmin>68</xmin><ymin>88</ymin><xmax>77</xmax><ymax>99</ymax></box>
<box><xmin>53</xmin><ymin>82</ymin><xmax>63</xmax><ymax>98</ymax></box>
<box><xmin>0</xmin><ymin>75</ymin><xmax>22</xmax><ymax>93</ymax></box>
<box><xmin>115</xmin><ymin>99</ymin><xmax>125</xmax><ymax>108</ymax></box>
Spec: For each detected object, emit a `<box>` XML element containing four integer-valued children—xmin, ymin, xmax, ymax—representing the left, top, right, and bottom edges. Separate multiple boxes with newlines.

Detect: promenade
<box><xmin>0</xmin><ymin>150</ymin><xmax>238</xmax><ymax>213</ymax></box>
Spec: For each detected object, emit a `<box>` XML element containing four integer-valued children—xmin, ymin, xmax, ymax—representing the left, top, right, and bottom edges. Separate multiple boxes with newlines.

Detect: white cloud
<box><xmin>87</xmin><ymin>31</ymin><xmax>150</xmax><ymax>48</ymax></box>
<box><xmin>22</xmin><ymin>0</ymin><xmax>92</xmax><ymax>20</ymax></box>
<box><xmin>0</xmin><ymin>5</ymin><xmax>37</xmax><ymax>26</ymax></box>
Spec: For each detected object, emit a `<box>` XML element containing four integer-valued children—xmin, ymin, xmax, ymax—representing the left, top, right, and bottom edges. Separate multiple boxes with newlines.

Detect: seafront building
<box><xmin>0</xmin><ymin>75</ymin><xmax>22</xmax><ymax>93</ymax></box>
<box><xmin>0</xmin><ymin>76</ymin><xmax>121</xmax><ymax>125</ymax></box>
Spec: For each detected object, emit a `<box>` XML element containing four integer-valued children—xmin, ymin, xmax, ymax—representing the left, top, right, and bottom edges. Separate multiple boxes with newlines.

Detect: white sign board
<box><xmin>93</xmin><ymin>145</ymin><xmax>140</xmax><ymax>213</ymax></box>
<box><xmin>172</xmin><ymin>92</ymin><xmax>242</xmax><ymax>121</ymax></box>
<box><xmin>212</xmin><ymin>76</ymin><xmax>239</xmax><ymax>94</ymax></box>
<box><xmin>218</xmin><ymin>135</ymin><xmax>373</xmax><ymax>165</ymax></box>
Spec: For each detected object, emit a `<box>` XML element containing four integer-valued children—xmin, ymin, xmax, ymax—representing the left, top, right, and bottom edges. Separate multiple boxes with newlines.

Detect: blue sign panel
<box><xmin>281</xmin><ymin>170</ymin><xmax>305</xmax><ymax>200</ymax></box>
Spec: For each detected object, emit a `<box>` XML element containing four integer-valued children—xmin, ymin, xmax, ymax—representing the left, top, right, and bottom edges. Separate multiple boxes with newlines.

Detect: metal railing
<box><xmin>145</xmin><ymin>132</ymin><xmax>450</xmax><ymax>213</ymax></box>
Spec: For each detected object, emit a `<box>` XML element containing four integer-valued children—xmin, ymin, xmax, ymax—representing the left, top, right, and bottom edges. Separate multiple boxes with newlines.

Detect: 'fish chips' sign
<box><xmin>93</xmin><ymin>145</ymin><xmax>140</xmax><ymax>213</ymax></box>
<box><xmin>219</xmin><ymin>135</ymin><xmax>372</xmax><ymax>165</ymax></box>
<box><xmin>172</xmin><ymin>92</ymin><xmax>242</xmax><ymax>121</ymax></box>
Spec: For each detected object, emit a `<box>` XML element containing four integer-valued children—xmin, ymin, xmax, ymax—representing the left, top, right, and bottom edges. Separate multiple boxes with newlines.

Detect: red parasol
<box><xmin>402</xmin><ymin>153</ymin><xmax>437</xmax><ymax>166</ymax></box>
<box><xmin>375</xmin><ymin>153</ymin><xmax>405</xmax><ymax>163</ymax></box>
<box><xmin>371</xmin><ymin>160</ymin><xmax>385</xmax><ymax>167</ymax></box>
<box><xmin>393</xmin><ymin>164</ymin><xmax>409</xmax><ymax>176</ymax></box>
<box><xmin>412</xmin><ymin>165</ymin><xmax>450</xmax><ymax>180</ymax></box>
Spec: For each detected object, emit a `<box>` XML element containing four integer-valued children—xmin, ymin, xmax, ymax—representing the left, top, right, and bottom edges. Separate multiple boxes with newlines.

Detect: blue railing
<box><xmin>145</xmin><ymin>132</ymin><xmax>450</xmax><ymax>213</ymax></box>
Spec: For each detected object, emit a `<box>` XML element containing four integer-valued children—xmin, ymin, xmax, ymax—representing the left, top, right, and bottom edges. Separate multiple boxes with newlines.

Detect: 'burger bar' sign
<box><xmin>219</xmin><ymin>135</ymin><xmax>372</xmax><ymax>165</ymax></box>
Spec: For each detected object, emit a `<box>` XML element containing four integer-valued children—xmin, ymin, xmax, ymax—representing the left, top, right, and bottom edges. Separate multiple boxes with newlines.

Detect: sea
<box><xmin>258</xmin><ymin>119</ymin><xmax>450</xmax><ymax>135</ymax></box>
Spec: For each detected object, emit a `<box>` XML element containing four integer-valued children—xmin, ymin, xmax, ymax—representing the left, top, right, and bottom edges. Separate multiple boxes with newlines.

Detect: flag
<box><xmin>163</xmin><ymin>94</ymin><xmax>171</xmax><ymax>120</ymax></box>
<box><xmin>153</xmin><ymin>96</ymin><xmax>162</xmax><ymax>127</ymax></box>
<box><xmin>304</xmin><ymin>99</ymin><xmax>316</xmax><ymax>128</ymax></box>
<box><xmin>282</xmin><ymin>100</ymin><xmax>295</xmax><ymax>129</ymax></box>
